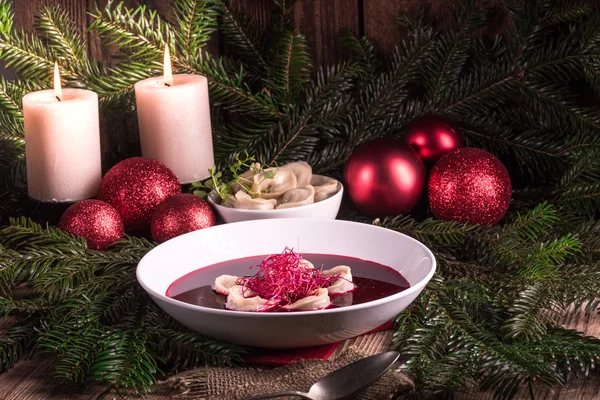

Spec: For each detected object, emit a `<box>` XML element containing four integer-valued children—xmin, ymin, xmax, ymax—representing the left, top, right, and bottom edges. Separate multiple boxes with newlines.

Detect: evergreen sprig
<box><xmin>0</xmin><ymin>0</ymin><xmax>599</xmax><ymax>398</ymax></box>
<box><xmin>0</xmin><ymin>218</ymin><xmax>246</xmax><ymax>394</ymax></box>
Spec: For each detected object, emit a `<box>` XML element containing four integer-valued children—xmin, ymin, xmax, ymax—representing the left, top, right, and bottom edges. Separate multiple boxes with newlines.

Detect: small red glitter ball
<box><xmin>151</xmin><ymin>193</ymin><xmax>216</xmax><ymax>243</ymax></box>
<box><xmin>428</xmin><ymin>148</ymin><xmax>511</xmax><ymax>225</ymax></box>
<box><xmin>58</xmin><ymin>199</ymin><xmax>124</xmax><ymax>250</ymax></box>
<box><xmin>344</xmin><ymin>138</ymin><xmax>426</xmax><ymax>216</ymax></box>
<box><xmin>97</xmin><ymin>157</ymin><xmax>181</xmax><ymax>234</ymax></box>
<box><xmin>404</xmin><ymin>115</ymin><xmax>463</xmax><ymax>165</ymax></box>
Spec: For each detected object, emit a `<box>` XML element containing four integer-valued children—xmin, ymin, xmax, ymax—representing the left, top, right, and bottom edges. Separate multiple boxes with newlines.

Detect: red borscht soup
<box><xmin>167</xmin><ymin>253</ymin><xmax>410</xmax><ymax>311</ymax></box>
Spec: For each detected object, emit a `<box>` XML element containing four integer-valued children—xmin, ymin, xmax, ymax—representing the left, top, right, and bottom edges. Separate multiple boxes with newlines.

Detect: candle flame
<box><xmin>53</xmin><ymin>62</ymin><xmax>62</xmax><ymax>100</ymax></box>
<box><xmin>163</xmin><ymin>45</ymin><xmax>173</xmax><ymax>86</ymax></box>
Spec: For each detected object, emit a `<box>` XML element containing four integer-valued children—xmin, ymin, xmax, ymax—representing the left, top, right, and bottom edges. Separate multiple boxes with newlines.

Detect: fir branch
<box><xmin>270</xmin><ymin>0</ymin><xmax>296</xmax><ymax>36</ymax></box>
<box><xmin>266</xmin><ymin>30</ymin><xmax>312</xmax><ymax>111</ymax></box>
<box><xmin>0</xmin><ymin>318</ymin><xmax>39</xmax><ymax>372</ymax></box>
<box><xmin>173</xmin><ymin>0</ymin><xmax>218</xmax><ymax>59</ymax></box>
<box><xmin>89</xmin><ymin>61</ymin><xmax>156</xmax><ymax>108</ymax></box>
<box><xmin>0</xmin><ymin>77</ymin><xmax>30</xmax><ymax>137</ymax></box>
<box><xmin>342</xmin><ymin>32</ymin><xmax>380</xmax><ymax>79</ymax></box>
<box><xmin>557</xmin><ymin>182</ymin><xmax>600</xmax><ymax>217</ymax></box>
<box><xmin>88</xmin><ymin>1</ymin><xmax>170</xmax><ymax>62</ymax></box>
<box><xmin>148</xmin><ymin>327</ymin><xmax>246</xmax><ymax>369</ymax></box>
<box><xmin>0</xmin><ymin>31</ymin><xmax>61</xmax><ymax>81</ymax></box>
<box><xmin>428</xmin><ymin>1</ymin><xmax>494</xmax><ymax>104</ymax></box>
<box><xmin>458</xmin><ymin>113</ymin><xmax>566</xmax><ymax>178</ymax></box>
<box><xmin>515</xmin><ymin>327</ymin><xmax>600</xmax><ymax>377</ymax></box>
<box><xmin>539</xmin><ymin>2</ymin><xmax>593</xmax><ymax>25</ymax></box>
<box><xmin>0</xmin><ymin>0</ymin><xmax>12</xmax><ymax>37</ymax></box>
<box><xmin>0</xmin><ymin>219</ymin><xmax>244</xmax><ymax>392</ymax></box>
<box><xmin>90</xmin><ymin>330</ymin><xmax>157</xmax><ymax>393</ymax></box>
<box><xmin>39</xmin><ymin>322</ymin><xmax>104</xmax><ymax>384</ymax></box>
<box><xmin>444</xmin><ymin>61</ymin><xmax>518</xmax><ymax>116</ymax></box>
<box><xmin>219</xmin><ymin>0</ymin><xmax>268</xmax><ymax>75</ymax></box>
<box><xmin>380</xmin><ymin>215</ymin><xmax>479</xmax><ymax>247</ymax></box>
<box><xmin>199</xmin><ymin>57</ymin><xmax>283</xmax><ymax>120</ymax></box>
<box><xmin>502</xmin><ymin>282</ymin><xmax>555</xmax><ymax>341</ymax></box>
<box><xmin>0</xmin><ymin>297</ymin><xmax>55</xmax><ymax>315</ymax></box>
<box><xmin>503</xmin><ymin>202</ymin><xmax>558</xmax><ymax>242</ymax></box>
<box><xmin>520</xmin><ymin>234</ymin><xmax>581</xmax><ymax>280</ymax></box>
<box><xmin>36</xmin><ymin>7</ymin><xmax>89</xmax><ymax>66</ymax></box>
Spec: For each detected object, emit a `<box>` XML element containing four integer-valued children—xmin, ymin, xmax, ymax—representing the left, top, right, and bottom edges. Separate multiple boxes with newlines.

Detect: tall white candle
<box><xmin>23</xmin><ymin>63</ymin><xmax>101</xmax><ymax>202</ymax></box>
<box><xmin>134</xmin><ymin>46</ymin><xmax>214</xmax><ymax>184</ymax></box>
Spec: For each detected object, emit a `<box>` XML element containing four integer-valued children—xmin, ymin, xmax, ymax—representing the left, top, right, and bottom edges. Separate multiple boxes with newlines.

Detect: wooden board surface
<box><xmin>293</xmin><ymin>0</ymin><xmax>360</xmax><ymax>67</ymax></box>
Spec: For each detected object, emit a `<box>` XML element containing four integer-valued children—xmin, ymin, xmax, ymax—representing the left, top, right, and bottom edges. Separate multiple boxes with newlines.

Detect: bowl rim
<box><xmin>136</xmin><ymin>218</ymin><xmax>437</xmax><ymax>318</ymax></box>
<box><xmin>206</xmin><ymin>174</ymin><xmax>343</xmax><ymax>213</ymax></box>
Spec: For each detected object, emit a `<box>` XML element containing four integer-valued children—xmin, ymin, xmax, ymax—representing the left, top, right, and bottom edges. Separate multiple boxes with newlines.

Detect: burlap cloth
<box><xmin>166</xmin><ymin>346</ymin><xmax>413</xmax><ymax>400</ymax></box>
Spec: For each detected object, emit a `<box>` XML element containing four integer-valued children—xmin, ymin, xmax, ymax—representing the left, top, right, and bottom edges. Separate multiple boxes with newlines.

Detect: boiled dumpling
<box><xmin>282</xmin><ymin>288</ymin><xmax>330</xmax><ymax>311</ymax></box>
<box><xmin>323</xmin><ymin>266</ymin><xmax>354</xmax><ymax>294</ymax></box>
<box><xmin>230</xmin><ymin>162</ymin><xmax>261</xmax><ymax>194</ymax></box>
<box><xmin>226</xmin><ymin>285</ymin><xmax>269</xmax><ymax>311</ymax></box>
<box><xmin>299</xmin><ymin>258</ymin><xmax>315</xmax><ymax>269</ymax></box>
<box><xmin>252</xmin><ymin>168</ymin><xmax>297</xmax><ymax>199</ymax></box>
<box><xmin>311</xmin><ymin>175</ymin><xmax>339</xmax><ymax>202</ymax></box>
<box><xmin>279</xmin><ymin>161</ymin><xmax>313</xmax><ymax>187</ymax></box>
<box><xmin>277</xmin><ymin>185</ymin><xmax>315</xmax><ymax>209</ymax></box>
<box><xmin>227</xmin><ymin>190</ymin><xmax>277</xmax><ymax>210</ymax></box>
<box><xmin>215</xmin><ymin>275</ymin><xmax>239</xmax><ymax>295</ymax></box>
<box><xmin>331</xmin><ymin>292</ymin><xmax>354</xmax><ymax>307</ymax></box>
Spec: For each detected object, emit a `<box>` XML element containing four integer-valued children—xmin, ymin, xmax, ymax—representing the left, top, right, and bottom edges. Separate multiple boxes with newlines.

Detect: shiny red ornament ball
<box><xmin>151</xmin><ymin>193</ymin><xmax>216</xmax><ymax>243</ymax></box>
<box><xmin>428</xmin><ymin>148</ymin><xmax>511</xmax><ymax>225</ymax></box>
<box><xmin>344</xmin><ymin>138</ymin><xmax>426</xmax><ymax>216</ymax></box>
<box><xmin>404</xmin><ymin>115</ymin><xmax>463</xmax><ymax>165</ymax></box>
<box><xmin>98</xmin><ymin>157</ymin><xmax>181</xmax><ymax>234</ymax></box>
<box><xmin>58</xmin><ymin>199</ymin><xmax>124</xmax><ymax>250</ymax></box>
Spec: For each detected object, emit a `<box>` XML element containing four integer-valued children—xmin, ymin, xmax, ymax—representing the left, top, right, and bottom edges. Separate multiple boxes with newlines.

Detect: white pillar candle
<box><xmin>23</xmin><ymin>63</ymin><xmax>101</xmax><ymax>202</ymax></box>
<box><xmin>134</xmin><ymin>46</ymin><xmax>214</xmax><ymax>184</ymax></box>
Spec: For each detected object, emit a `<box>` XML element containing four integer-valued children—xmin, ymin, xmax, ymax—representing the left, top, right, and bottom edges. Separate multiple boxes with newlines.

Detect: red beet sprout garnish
<box><xmin>236</xmin><ymin>247</ymin><xmax>339</xmax><ymax>311</ymax></box>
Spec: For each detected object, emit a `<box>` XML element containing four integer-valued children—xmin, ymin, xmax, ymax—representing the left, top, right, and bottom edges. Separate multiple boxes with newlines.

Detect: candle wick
<box><xmin>164</xmin><ymin>83</ymin><xmax>171</xmax><ymax>87</ymax></box>
<box><xmin>56</xmin><ymin>96</ymin><xmax>61</xmax><ymax>102</ymax></box>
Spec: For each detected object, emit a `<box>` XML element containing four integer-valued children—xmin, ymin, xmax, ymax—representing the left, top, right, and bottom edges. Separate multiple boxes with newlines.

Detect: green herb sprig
<box><xmin>191</xmin><ymin>154</ymin><xmax>274</xmax><ymax>203</ymax></box>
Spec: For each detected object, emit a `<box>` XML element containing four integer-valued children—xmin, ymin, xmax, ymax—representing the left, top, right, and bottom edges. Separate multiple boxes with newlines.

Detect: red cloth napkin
<box><xmin>245</xmin><ymin>321</ymin><xmax>394</xmax><ymax>366</ymax></box>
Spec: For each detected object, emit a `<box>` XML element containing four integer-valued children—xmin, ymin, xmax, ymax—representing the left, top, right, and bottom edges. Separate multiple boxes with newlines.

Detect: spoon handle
<box><xmin>242</xmin><ymin>390</ymin><xmax>312</xmax><ymax>400</ymax></box>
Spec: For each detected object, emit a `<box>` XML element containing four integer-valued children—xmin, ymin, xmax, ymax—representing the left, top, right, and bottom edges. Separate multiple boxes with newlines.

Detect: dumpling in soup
<box><xmin>215</xmin><ymin>274</ymin><xmax>239</xmax><ymax>295</ymax></box>
<box><xmin>277</xmin><ymin>185</ymin><xmax>315</xmax><ymax>209</ymax></box>
<box><xmin>279</xmin><ymin>161</ymin><xmax>313</xmax><ymax>187</ymax></box>
<box><xmin>299</xmin><ymin>258</ymin><xmax>315</xmax><ymax>269</ymax></box>
<box><xmin>227</xmin><ymin>191</ymin><xmax>277</xmax><ymax>210</ymax></box>
<box><xmin>323</xmin><ymin>265</ymin><xmax>354</xmax><ymax>294</ymax></box>
<box><xmin>226</xmin><ymin>285</ymin><xmax>270</xmax><ymax>311</ymax></box>
<box><xmin>282</xmin><ymin>288</ymin><xmax>330</xmax><ymax>311</ymax></box>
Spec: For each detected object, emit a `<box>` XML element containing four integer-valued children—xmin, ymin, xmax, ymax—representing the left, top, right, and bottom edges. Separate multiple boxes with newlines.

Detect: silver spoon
<box><xmin>242</xmin><ymin>350</ymin><xmax>400</xmax><ymax>400</ymax></box>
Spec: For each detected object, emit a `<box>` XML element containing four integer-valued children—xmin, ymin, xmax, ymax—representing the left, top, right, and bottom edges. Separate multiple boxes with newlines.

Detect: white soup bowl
<box><xmin>136</xmin><ymin>218</ymin><xmax>436</xmax><ymax>348</ymax></box>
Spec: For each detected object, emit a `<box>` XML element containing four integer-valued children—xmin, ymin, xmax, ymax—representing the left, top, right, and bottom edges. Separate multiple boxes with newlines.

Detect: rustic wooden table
<box><xmin>1</xmin><ymin>307</ymin><xmax>599</xmax><ymax>399</ymax></box>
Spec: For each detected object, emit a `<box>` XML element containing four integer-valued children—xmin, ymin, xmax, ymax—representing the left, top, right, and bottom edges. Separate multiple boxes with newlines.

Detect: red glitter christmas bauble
<box><xmin>58</xmin><ymin>199</ymin><xmax>124</xmax><ymax>250</ymax></box>
<box><xmin>404</xmin><ymin>115</ymin><xmax>463</xmax><ymax>165</ymax></box>
<box><xmin>344</xmin><ymin>138</ymin><xmax>426</xmax><ymax>216</ymax></box>
<box><xmin>97</xmin><ymin>157</ymin><xmax>181</xmax><ymax>234</ymax></box>
<box><xmin>151</xmin><ymin>193</ymin><xmax>216</xmax><ymax>243</ymax></box>
<box><xmin>428</xmin><ymin>148</ymin><xmax>511</xmax><ymax>225</ymax></box>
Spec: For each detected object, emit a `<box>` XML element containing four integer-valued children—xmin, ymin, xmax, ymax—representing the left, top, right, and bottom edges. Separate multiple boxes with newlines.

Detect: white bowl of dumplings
<box><xmin>137</xmin><ymin>218</ymin><xmax>436</xmax><ymax>348</ymax></box>
<box><xmin>207</xmin><ymin>161</ymin><xmax>343</xmax><ymax>223</ymax></box>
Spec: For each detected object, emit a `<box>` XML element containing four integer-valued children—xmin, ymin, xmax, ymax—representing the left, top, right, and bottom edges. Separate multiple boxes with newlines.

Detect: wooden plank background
<box><xmin>4</xmin><ymin>0</ymin><xmax>600</xmax><ymax>399</ymax></box>
<box><xmin>10</xmin><ymin>0</ymin><xmax>511</xmax><ymax>68</ymax></box>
